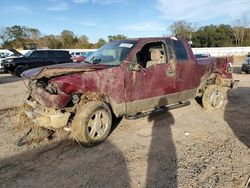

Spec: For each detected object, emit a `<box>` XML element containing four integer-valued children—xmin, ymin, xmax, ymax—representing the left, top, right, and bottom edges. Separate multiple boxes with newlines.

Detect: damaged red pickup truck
<box><xmin>22</xmin><ymin>37</ymin><xmax>237</xmax><ymax>146</ymax></box>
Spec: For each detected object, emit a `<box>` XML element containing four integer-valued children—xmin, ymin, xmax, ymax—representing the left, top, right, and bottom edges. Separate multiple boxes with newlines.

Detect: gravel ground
<box><xmin>0</xmin><ymin>67</ymin><xmax>249</xmax><ymax>188</ymax></box>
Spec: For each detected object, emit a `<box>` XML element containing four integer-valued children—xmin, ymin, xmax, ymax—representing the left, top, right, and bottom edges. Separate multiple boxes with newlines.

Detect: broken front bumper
<box><xmin>223</xmin><ymin>79</ymin><xmax>239</xmax><ymax>89</ymax></box>
<box><xmin>24</xmin><ymin>99</ymin><xmax>71</xmax><ymax>130</ymax></box>
<box><xmin>231</xmin><ymin>80</ymin><xmax>239</xmax><ymax>89</ymax></box>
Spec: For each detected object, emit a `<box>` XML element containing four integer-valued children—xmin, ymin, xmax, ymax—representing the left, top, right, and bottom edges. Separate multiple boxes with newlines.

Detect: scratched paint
<box><xmin>23</xmin><ymin>38</ymin><xmax>234</xmax><ymax>109</ymax></box>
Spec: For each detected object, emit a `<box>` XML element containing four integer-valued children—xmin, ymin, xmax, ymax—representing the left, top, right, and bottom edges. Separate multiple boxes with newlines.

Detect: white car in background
<box><xmin>0</xmin><ymin>53</ymin><xmax>9</xmax><ymax>72</ymax></box>
<box><xmin>70</xmin><ymin>51</ymin><xmax>84</xmax><ymax>58</ymax></box>
<box><xmin>0</xmin><ymin>50</ymin><xmax>23</xmax><ymax>72</ymax></box>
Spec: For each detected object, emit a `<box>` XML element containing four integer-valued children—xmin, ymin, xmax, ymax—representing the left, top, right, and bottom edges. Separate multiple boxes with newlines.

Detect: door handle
<box><xmin>166</xmin><ymin>68</ymin><xmax>176</xmax><ymax>77</ymax></box>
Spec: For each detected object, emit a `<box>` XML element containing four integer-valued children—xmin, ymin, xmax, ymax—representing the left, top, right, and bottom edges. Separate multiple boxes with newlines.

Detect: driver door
<box><xmin>124</xmin><ymin>40</ymin><xmax>177</xmax><ymax>115</ymax></box>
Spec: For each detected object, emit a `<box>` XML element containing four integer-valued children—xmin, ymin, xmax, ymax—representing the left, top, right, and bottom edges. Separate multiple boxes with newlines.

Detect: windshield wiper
<box><xmin>92</xmin><ymin>58</ymin><xmax>101</xmax><ymax>64</ymax></box>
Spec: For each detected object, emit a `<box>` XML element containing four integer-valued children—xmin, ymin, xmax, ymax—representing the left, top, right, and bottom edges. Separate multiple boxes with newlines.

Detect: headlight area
<box><xmin>26</xmin><ymin>80</ymin><xmax>74</xmax><ymax>109</ymax></box>
<box><xmin>31</xmin><ymin>87</ymin><xmax>72</xmax><ymax>109</ymax></box>
<box><xmin>6</xmin><ymin>59</ymin><xmax>13</xmax><ymax>63</ymax></box>
<box><xmin>2</xmin><ymin>59</ymin><xmax>14</xmax><ymax>67</ymax></box>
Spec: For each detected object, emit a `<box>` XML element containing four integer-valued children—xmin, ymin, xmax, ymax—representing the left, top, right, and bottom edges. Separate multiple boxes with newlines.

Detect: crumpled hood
<box><xmin>21</xmin><ymin>62</ymin><xmax>110</xmax><ymax>79</ymax></box>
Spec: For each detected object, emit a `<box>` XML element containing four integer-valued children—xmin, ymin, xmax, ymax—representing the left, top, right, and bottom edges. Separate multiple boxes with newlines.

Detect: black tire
<box><xmin>71</xmin><ymin>101</ymin><xmax>112</xmax><ymax>146</ymax></box>
<box><xmin>202</xmin><ymin>85</ymin><xmax>227</xmax><ymax>109</ymax></box>
<box><xmin>14</xmin><ymin>65</ymin><xmax>27</xmax><ymax>77</ymax></box>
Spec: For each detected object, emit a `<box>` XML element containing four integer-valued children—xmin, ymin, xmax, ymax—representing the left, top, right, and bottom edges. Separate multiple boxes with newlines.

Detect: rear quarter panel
<box><xmin>196</xmin><ymin>56</ymin><xmax>233</xmax><ymax>82</ymax></box>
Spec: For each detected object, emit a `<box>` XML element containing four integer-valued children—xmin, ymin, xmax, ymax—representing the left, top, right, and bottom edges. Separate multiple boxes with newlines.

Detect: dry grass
<box><xmin>233</xmin><ymin>55</ymin><xmax>246</xmax><ymax>64</ymax></box>
<box><xmin>15</xmin><ymin>104</ymin><xmax>34</xmax><ymax>131</ymax></box>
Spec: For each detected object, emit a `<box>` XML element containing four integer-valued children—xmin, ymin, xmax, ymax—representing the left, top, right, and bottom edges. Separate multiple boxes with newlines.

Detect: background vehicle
<box><xmin>0</xmin><ymin>49</ymin><xmax>22</xmax><ymax>72</ymax></box>
<box><xmin>0</xmin><ymin>53</ymin><xmax>8</xmax><ymax>72</ymax></box>
<box><xmin>72</xmin><ymin>51</ymin><xmax>94</xmax><ymax>62</ymax></box>
<box><xmin>2</xmin><ymin>50</ymin><xmax>72</xmax><ymax>76</ymax></box>
<box><xmin>70</xmin><ymin>51</ymin><xmax>84</xmax><ymax>58</ymax></box>
<box><xmin>241</xmin><ymin>54</ymin><xmax>250</xmax><ymax>73</ymax></box>
<box><xmin>194</xmin><ymin>53</ymin><xmax>211</xmax><ymax>58</ymax></box>
<box><xmin>22</xmin><ymin>37</ymin><xmax>237</xmax><ymax>146</ymax></box>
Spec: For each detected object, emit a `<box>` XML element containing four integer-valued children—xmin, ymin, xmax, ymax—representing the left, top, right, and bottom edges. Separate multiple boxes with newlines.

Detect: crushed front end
<box><xmin>24</xmin><ymin>78</ymin><xmax>78</xmax><ymax>130</ymax></box>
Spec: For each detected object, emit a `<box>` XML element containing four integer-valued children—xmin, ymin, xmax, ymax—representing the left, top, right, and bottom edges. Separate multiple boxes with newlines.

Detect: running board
<box><xmin>125</xmin><ymin>101</ymin><xmax>190</xmax><ymax>120</ymax></box>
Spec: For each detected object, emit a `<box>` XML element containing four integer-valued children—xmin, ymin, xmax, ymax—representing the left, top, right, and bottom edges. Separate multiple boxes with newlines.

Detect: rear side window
<box><xmin>56</xmin><ymin>51</ymin><xmax>70</xmax><ymax>58</ymax></box>
<box><xmin>48</xmin><ymin>51</ymin><xmax>56</xmax><ymax>58</ymax></box>
<box><xmin>172</xmin><ymin>40</ymin><xmax>188</xmax><ymax>61</ymax></box>
<box><xmin>30</xmin><ymin>51</ymin><xmax>47</xmax><ymax>58</ymax></box>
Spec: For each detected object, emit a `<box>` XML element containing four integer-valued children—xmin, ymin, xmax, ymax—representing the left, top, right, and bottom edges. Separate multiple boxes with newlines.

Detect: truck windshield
<box><xmin>85</xmin><ymin>41</ymin><xmax>136</xmax><ymax>65</ymax></box>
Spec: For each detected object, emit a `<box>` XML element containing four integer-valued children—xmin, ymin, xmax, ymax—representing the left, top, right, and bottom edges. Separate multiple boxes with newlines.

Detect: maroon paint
<box><xmin>23</xmin><ymin>38</ymin><xmax>233</xmax><ymax>109</ymax></box>
<box><xmin>32</xmin><ymin>88</ymin><xmax>72</xmax><ymax>109</ymax></box>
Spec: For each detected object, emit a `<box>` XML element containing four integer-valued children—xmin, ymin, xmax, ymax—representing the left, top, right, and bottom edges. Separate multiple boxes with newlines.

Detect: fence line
<box><xmin>1</xmin><ymin>47</ymin><xmax>250</xmax><ymax>57</ymax></box>
<box><xmin>192</xmin><ymin>47</ymin><xmax>250</xmax><ymax>57</ymax></box>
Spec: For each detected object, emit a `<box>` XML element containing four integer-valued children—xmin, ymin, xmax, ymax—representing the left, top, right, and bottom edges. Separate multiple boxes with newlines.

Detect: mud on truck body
<box><xmin>21</xmin><ymin>37</ymin><xmax>238</xmax><ymax>146</ymax></box>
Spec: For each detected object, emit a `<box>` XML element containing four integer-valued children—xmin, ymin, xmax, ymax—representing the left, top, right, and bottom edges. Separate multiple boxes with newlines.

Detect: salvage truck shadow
<box><xmin>0</xmin><ymin>100</ymin><xmax>178</xmax><ymax>187</ymax></box>
<box><xmin>0</xmin><ymin>115</ymin><xmax>131</xmax><ymax>187</ymax></box>
<box><xmin>224</xmin><ymin>87</ymin><xmax>250</xmax><ymax>148</ymax></box>
<box><xmin>0</xmin><ymin>139</ymin><xmax>131</xmax><ymax>187</ymax></box>
<box><xmin>146</xmin><ymin>98</ymin><xmax>177</xmax><ymax>187</ymax></box>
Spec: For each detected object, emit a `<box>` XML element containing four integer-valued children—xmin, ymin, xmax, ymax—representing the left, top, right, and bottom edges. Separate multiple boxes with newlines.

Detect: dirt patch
<box><xmin>0</xmin><ymin>74</ymin><xmax>27</xmax><ymax>110</ymax></box>
<box><xmin>0</xmin><ymin>72</ymin><xmax>249</xmax><ymax>187</ymax></box>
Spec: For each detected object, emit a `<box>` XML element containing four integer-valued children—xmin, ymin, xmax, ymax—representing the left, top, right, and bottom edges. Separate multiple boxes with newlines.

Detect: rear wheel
<box><xmin>71</xmin><ymin>101</ymin><xmax>112</xmax><ymax>146</ymax></box>
<box><xmin>14</xmin><ymin>65</ymin><xmax>27</xmax><ymax>77</ymax></box>
<box><xmin>202</xmin><ymin>85</ymin><xmax>227</xmax><ymax>109</ymax></box>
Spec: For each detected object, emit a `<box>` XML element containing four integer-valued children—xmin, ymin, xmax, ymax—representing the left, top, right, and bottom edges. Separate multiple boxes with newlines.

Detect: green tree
<box><xmin>6</xmin><ymin>25</ymin><xmax>27</xmax><ymax>40</ymax></box>
<box><xmin>108</xmin><ymin>34</ymin><xmax>127</xmax><ymax>42</ymax></box>
<box><xmin>169</xmin><ymin>20</ymin><xmax>196</xmax><ymax>40</ymax></box>
<box><xmin>39</xmin><ymin>35</ymin><xmax>62</xmax><ymax>49</ymax></box>
<box><xmin>74</xmin><ymin>35</ymin><xmax>90</xmax><ymax>48</ymax></box>
<box><xmin>61</xmin><ymin>30</ymin><xmax>77</xmax><ymax>48</ymax></box>
<box><xmin>94</xmin><ymin>38</ymin><xmax>106</xmax><ymax>48</ymax></box>
<box><xmin>243</xmin><ymin>28</ymin><xmax>250</xmax><ymax>46</ymax></box>
<box><xmin>192</xmin><ymin>24</ymin><xmax>234</xmax><ymax>47</ymax></box>
<box><xmin>26</xmin><ymin>28</ymin><xmax>41</xmax><ymax>40</ymax></box>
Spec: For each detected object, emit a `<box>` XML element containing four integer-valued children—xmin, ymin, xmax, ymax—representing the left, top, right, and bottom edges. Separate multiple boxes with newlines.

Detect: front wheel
<box><xmin>202</xmin><ymin>85</ymin><xmax>227</xmax><ymax>109</ymax></box>
<box><xmin>14</xmin><ymin>65</ymin><xmax>27</xmax><ymax>77</ymax></box>
<box><xmin>71</xmin><ymin>101</ymin><xmax>112</xmax><ymax>146</ymax></box>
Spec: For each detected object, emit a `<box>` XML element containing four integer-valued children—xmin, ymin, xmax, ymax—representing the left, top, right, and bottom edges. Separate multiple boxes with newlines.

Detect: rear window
<box><xmin>172</xmin><ymin>40</ymin><xmax>189</xmax><ymax>61</ymax></box>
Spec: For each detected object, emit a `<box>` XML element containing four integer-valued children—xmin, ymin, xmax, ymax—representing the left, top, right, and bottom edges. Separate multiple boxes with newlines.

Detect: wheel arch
<box><xmin>76</xmin><ymin>92</ymin><xmax>126</xmax><ymax>118</ymax></box>
<box><xmin>196</xmin><ymin>71</ymin><xmax>223</xmax><ymax>97</ymax></box>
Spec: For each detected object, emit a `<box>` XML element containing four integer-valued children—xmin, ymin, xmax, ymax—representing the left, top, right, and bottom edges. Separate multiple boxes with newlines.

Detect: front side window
<box><xmin>85</xmin><ymin>41</ymin><xmax>136</xmax><ymax>66</ymax></box>
<box><xmin>30</xmin><ymin>51</ymin><xmax>39</xmax><ymax>58</ymax></box>
<box><xmin>136</xmin><ymin>41</ymin><xmax>167</xmax><ymax>68</ymax></box>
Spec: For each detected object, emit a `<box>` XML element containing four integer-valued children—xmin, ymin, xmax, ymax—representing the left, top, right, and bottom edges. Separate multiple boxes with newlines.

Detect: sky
<box><xmin>0</xmin><ymin>0</ymin><xmax>250</xmax><ymax>43</ymax></box>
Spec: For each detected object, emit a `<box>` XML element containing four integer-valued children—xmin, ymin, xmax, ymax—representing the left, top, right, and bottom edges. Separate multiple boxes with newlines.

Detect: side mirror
<box><xmin>128</xmin><ymin>63</ymin><xmax>141</xmax><ymax>71</ymax></box>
